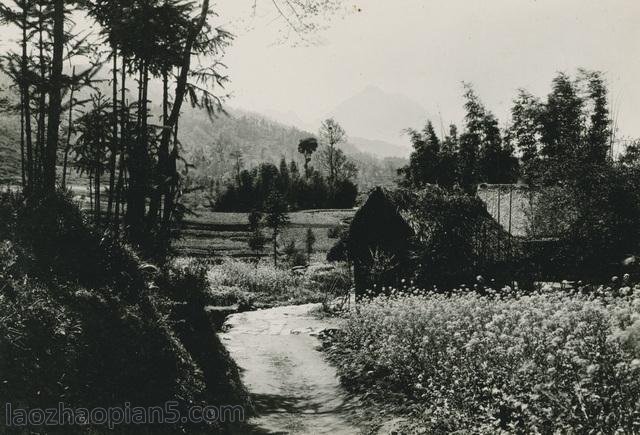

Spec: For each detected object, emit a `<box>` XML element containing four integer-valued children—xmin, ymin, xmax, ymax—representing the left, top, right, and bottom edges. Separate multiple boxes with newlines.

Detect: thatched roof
<box><xmin>327</xmin><ymin>187</ymin><xmax>413</xmax><ymax>263</ymax></box>
<box><xmin>329</xmin><ymin>186</ymin><xmax>517</xmax><ymax>263</ymax></box>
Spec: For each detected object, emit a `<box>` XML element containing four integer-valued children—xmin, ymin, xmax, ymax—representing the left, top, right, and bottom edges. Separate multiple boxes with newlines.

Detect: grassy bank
<box><xmin>0</xmin><ymin>191</ymin><xmax>250</xmax><ymax>433</ymax></box>
<box><xmin>322</xmin><ymin>287</ymin><xmax>640</xmax><ymax>433</ymax></box>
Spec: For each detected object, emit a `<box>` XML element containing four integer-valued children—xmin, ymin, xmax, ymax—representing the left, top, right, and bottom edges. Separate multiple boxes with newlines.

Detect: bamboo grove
<box><xmin>0</xmin><ymin>0</ymin><xmax>231</xmax><ymax>258</ymax></box>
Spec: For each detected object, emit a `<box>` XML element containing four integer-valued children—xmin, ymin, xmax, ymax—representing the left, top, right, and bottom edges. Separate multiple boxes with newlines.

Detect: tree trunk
<box><xmin>273</xmin><ymin>229</ymin><xmax>278</xmax><ymax>267</ymax></box>
<box><xmin>147</xmin><ymin>69</ymin><xmax>169</xmax><ymax>227</ymax></box>
<box><xmin>44</xmin><ymin>0</ymin><xmax>65</xmax><ymax>194</ymax></box>
<box><xmin>95</xmin><ymin>164</ymin><xmax>101</xmax><ymax>225</ymax></box>
<box><xmin>35</xmin><ymin>9</ymin><xmax>46</xmax><ymax>191</ymax></box>
<box><xmin>126</xmin><ymin>63</ymin><xmax>148</xmax><ymax>242</ymax></box>
<box><xmin>20</xmin><ymin>84</ymin><xmax>26</xmax><ymax>189</ymax></box>
<box><xmin>21</xmin><ymin>4</ymin><xmax>33</xmax><ymax>194</ymax></box>
<box><xmin>159</xmin><ymin>0</ymin><xmax>210</xmax><ymax>151</ymax></box>
<box><xmin>89</xmin><ymin>172</ymin><xmax>93</xmax><ymax>212</ymax></box>
<box><xmin>158</xmin><ymin>0</ymin><xmax>210</xmax><ymax>240</ymax></box>
<box><xmin>107</xmin><ymin>51</ymin><xmax>118</xmax><ymax>222</ymax></box>
<box><xmin>162</xmin><ymin>121</ymin><xmax>179</xmax><ymax>230</ymax></box>
<box><xmin>62</xmin><ymin>67</ymin><xmax>76</xmax><ymax>190</ymax></box>
<box><xmin>114</xmin><ymin>56</ymin><xmax>127</xmax><ymax>237</ymax></box>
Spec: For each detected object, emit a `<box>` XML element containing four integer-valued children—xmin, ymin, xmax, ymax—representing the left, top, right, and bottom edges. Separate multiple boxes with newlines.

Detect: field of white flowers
<box><xmin>323</xmin><ymin>286</ymin><xmax>640</xmax><ymax>433</ymax></box>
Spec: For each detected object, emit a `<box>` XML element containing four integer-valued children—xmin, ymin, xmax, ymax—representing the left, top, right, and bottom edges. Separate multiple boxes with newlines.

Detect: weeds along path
<box><xmin>220</xmin><ymin>304</ymin><xmax>362</xmax><ymax>434</ymax></box>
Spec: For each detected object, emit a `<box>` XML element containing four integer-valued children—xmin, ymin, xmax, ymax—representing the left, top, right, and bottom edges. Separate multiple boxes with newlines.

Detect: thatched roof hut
<box><xmin>329</xmin><ymin>186</ymin><xmax>520</xmax><ymax>295</ymax></box>
<box><xmin>328</xmin><ymin>187</ymin><xmax>413</xmax><ymax>297</ymax></box>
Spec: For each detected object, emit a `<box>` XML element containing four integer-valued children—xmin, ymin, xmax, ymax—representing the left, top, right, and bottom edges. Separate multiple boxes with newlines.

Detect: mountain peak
<box><xmin>327</xmin><ymin>86</ymin><xmax>429</xmax><ymax>147</ymax></box>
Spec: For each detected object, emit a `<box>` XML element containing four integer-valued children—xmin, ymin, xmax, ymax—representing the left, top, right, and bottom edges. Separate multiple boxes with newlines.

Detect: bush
<box><xmin>1</xmin><ymin>191</ymin><xmax>145</xmax><ymax>300</ymax></box>
<box><xmin>283</xmin><ymin>239</ymin><xmax>307</xmax><ymax>267</ymax></box>
<box><xmin>0</xmin><ymin>280</ymin><xmax>211</xmax><ymax>434</ymax></box>
<box><xmin>323</xmin><ymin>287</ymin><xmax>640</xmax><ymax>433</ymax></box>
<box><xmin>207</xmin><ymin>258</ymin><xmax>298</xmax><ymax>295</ymax></box>
<box><xmin>155</xmin><ymin>260</ymin><xmax>250</xmax><ymax>414</ymax></box>
<box><xmin>306</xmin><ymin>263</ymin><xmax>351</xmax><ymax>297</ymax></box>
<box><xmin>205</xmin><ymin>259</ymin><xmax>345</xmax><ymax>307</ymax></box>
<box><xmin>327</xmin><ymin>225</ymin><xmax>344</xmax><ymax>239</ymax></box>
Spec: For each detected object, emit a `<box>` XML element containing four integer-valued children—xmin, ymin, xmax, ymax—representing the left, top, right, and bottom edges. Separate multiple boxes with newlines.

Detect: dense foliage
<box><xmin>0</xmin><ymin>0</ymin><xmax>232</xmax><ymax>258</ymax></box>
<box><xmin>214</xmin><ymin>158</ymin><xmax>358</xmax><ymax>211</ymax></box>
<box><xmin>399</xmin><ymin>84</ymin><xmax>519</xmax><ymax>193</ymax></box>
<box><xmin>398</xmin><ymin>187</ymin><xmax>517</xmax><ymax>288</ymax></box>
<box><xmin>179</xmin><ymin>109</ymin><xmax>404</xmax><ymax>210</ymax></box>
<box><xmin>399</xmin><ymin>71</ymin><xmax>612</xmax><ymax>193</ymax></box>
<box><xmin>323</xmin><ymin>287</ymin><xmax>640</xmax><ymax>433</ymax></box>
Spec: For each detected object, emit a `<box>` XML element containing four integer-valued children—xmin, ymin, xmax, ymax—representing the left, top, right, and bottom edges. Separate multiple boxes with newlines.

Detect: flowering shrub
<box><xmin>324</xmin><ymin>286</ymin><xmax>640</xmax><ymax>433</ymax></box>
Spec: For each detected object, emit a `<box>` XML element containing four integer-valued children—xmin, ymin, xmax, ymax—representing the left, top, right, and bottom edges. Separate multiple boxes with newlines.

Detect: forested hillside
<box><xmin>0</xmin><ymin>78</ymin><xmax>404</xmax><ymax>194</ymax></box>
<box><xmin>179</xmin><ymin>106</ymin><xmax>405</xmax><ymax>194</ymax></box>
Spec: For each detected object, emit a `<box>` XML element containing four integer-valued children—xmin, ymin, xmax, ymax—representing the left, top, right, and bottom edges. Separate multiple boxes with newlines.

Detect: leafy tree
<box><xmin>507</xmin><ymin>90</ymin><xmax>543</xmax><ymax>184</ymax></box>
<box><xmin>318</xmin><ymin>118</ymin><xmax>346</xmax><ymax>187</ymax></box>
<box><xmin>458</xmin><ymin>83</ymin><xmax>484</xmax><ymax>192</ymax></box>
<box><xmin>282</xmin><ymin>239</ymin><xmax>306</xmax><ymax>267</ymax></box>
<box><xmin>247</xmin><ymin>210</ymin><xmax>266</xmax><ymax>263</ymax></box>
<box><xmin>73</xmin><ymin>93</ymin><xmax>111</xmax><ymax>224</ymax></box>
<box><xmin>230</xmin><ymin>150</ymin><xmax>243</xmax><ymax>185</ymax></box>
<box><xmin>539</xmin><ymin>72</ymin><xmax>584</xmax><ymax>182</ymax></box>
<box><xmin>215</xmin><ymin>158</ymin><xmax>357</xmax><ymax>212</ymax></box>
<box><xmin>264</xmin><ymin>192</ymin><xmax>290</xmax><ymax>267</ymax></box>
<box><xmin>399</xmin><ymin>121</ymin><xmax>441</xmax><ymax>187</ymax></box>
<box><xmin>318</xmin><ymin>147</ymin><xmax>358</xmax><ymax>183</ymax></box>
<box><xmin>619</xmin><ymin>140</ymin><xmax>640</xmax><ymax>169</ymax></box>
<box><xmin>582</xmin><ymin>69</ymin><xmax>611</xmax><ymax>162</ymax></box>
<box><xmin>439</xmin><ymin>124</ymin><xmax>459</xmax><ymax>189</ymax></box>
<box><xmin>298</xmin><ymin>137</ymin><xmax>318</xmax><ymax>177</ymax></box>
<box><xmin>305</xmin><ymin>227</ymin><xmax>316</xmax><ymax>263</ymax></box>
<box><xmin>278</xmin><ymin>157</ymin><xmax>291</xmax><ymax>193</ymax></box>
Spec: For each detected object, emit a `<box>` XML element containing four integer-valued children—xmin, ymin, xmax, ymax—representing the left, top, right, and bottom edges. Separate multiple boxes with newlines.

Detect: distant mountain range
<box><xmin>179</xmin><ymin>106</ymin><xmax>405</xmax><ymax>190</ymax></box>
<box><xmin>252</xmin><ymin>86</ymin><xmax>428</xmax><ymax>159</ymax></box>
<box><xmin>327</xmin><ymin>85</ymin><xmax>428</xmax><ymax>153</ymax></box>
<box><xmin>348</xmin><ymin>136</ymin><xmax>410</xmax><ymax>158</ymax></box>
<box><xmin>0</xmin><ymin>72</ymin><xmax>408</xmax><ymax>189</ymax></box>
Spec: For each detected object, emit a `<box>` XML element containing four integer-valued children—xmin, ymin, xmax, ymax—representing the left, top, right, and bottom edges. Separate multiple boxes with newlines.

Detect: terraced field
<box><xmin>1</xmin><ymin>176</ymin><xmax>355</xmax><ymax>259</ymax></box>
<box><xmin>175</xmin><ymin>209</ymin><xmax>356</xmax><ymax>258</ymax></box>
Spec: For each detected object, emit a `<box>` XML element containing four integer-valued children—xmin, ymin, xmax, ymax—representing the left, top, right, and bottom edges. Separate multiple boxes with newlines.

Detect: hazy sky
<box><xmin>217</xmin><ymin>0</ymin><xmax>640</xmax><ymax>143</ymax></box>
<box><xmin>1</xmin><ymin>1</ymin><xmax>637</xmax><ymax>146</ymax></box>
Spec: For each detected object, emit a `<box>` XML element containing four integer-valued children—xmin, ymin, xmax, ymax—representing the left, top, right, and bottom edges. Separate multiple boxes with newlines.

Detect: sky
<box><xmin>215</xmin><ymin>0</ymin><xmax>640</xmax><ymax>145</ymax></box>
<box><xmin>0</xmin><ymin>0</ymin><xmax>637</xmax><ymax>149</ymax></box>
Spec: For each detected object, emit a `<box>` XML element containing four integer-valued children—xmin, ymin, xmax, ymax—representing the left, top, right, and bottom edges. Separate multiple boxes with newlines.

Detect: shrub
<box><xmin>324</xmin><ymin>287</ymin><xmax>640</xmax><ymax>433</ymax></box>
<box><xmin>327</xmin><ymin>225</ymin><xmax>344</xmax><ymax>239</ymax></box>
<box><xmin>155</xmin><ymin>260</ymin><xmax>250</xmax><ymax>414</ymax></box>
<box><xmin>306</xmin><ymin>263</ymin><xmax>351</xmax><ymax>297</ymax></box>
<box><xmin>0</xmin><ymin>280</ymin><xmax>211</xmax><ymax>434</ymax></box>
<box><xmin>205</xmin><ymin>259</ymin><xmax>345</xmax><ymax>307</ymax></box>
<box><xmin>207</xmin><ymin>258</ymin><xmax>298</xmax><ymax>295</ymax></box>
<box><xmin>283</xmin><ymin>239</ymin><xmax>307</xmax><ymax>267</ymax></box>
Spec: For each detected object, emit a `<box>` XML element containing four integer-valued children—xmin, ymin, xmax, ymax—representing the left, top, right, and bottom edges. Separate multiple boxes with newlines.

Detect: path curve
<box><xmin>220</xmin><ymin>304</ymin><xmax>361</xmax><ymax>434</ymax></box>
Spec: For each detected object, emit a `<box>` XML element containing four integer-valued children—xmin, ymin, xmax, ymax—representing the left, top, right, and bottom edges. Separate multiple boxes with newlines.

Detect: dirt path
<box><xmin>220</xmin><ymin>304</ymin><xmax>362</xmax><ymax>434</ymax></box>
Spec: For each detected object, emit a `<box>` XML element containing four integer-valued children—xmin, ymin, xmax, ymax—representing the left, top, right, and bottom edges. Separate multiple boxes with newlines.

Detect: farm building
<box><xmin>477</xmin><ymin>183</ymin><xmax>574</xmax><ymax>281</ymax></box>
<box><xmin>476</xmin><ymin>183</ymin><xmax>532</xmax><ymax>238</ymax></box>
<box><xmin>329</xmin><ymin>186</ymin><xmax>518</xmax><ymax>297</ymax></box>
